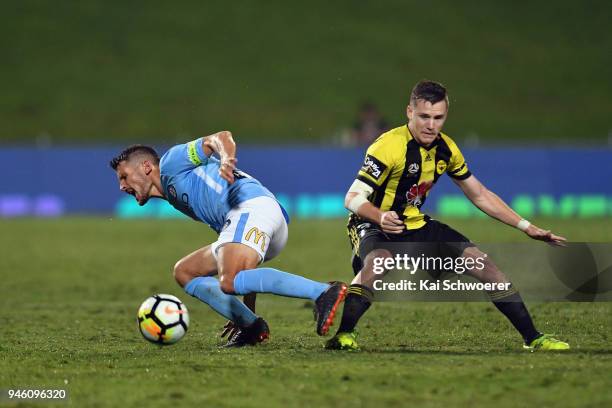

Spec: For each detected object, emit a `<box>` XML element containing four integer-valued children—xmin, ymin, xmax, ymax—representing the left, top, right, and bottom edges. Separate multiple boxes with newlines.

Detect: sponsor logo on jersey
<box><xmin>361</xmin><ymin>154</ymin><xmax>387</xmax><ymax>180</ymax></box>
<box><xmin>436</xmin><ymin>160</ymin><xmax>447</xmax><ymax>174</ymax></box>
<box><xmin>406</xmin><ymin>181</ymin><xmax>433</xmax><ymax>207</ymax></box>
<box><xmin>425</xmin><ymin>153</ymin><xmax>432</xmax><ymax>162</ymax></box>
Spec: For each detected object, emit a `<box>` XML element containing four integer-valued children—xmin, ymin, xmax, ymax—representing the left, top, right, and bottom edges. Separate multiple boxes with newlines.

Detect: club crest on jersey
<box><xmin>406</xmin><ymin>181</ymin><xmax>433</xmax><ymax>207</ymax></box>
<box><xmin>408</xmin><ymin>163</ymin><xmax>420</xmax><ymax>174</ymax></box>
<box><xmin>436</xmin><ymin>160</ymin><xmax>447</xmax><ymax>174</ymax></box>
<box><xmin>361</xmin><ymin>154</ymin><xmax>387</xmax><ymax>180</ymax></box>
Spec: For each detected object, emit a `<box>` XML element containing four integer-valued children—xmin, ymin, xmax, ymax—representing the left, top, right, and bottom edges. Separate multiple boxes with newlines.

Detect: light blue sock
<box><xmin>233</xmin><ymin>268</ymin><xmax>330</xmax><ymax>301</ymax></box>
<box><xmin>184</xmin><ymin>276</ymin><xmax>257</xmax><ymax>327</ymax></box>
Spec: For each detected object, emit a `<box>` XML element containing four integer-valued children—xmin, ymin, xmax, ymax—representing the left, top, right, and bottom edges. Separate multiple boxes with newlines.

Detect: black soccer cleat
<box><xmin>314</xmin><ymin>281</ymin><xmax>348</xmax><ymax>336</ymax></box>
<box><xmin>224</xmin><ymin>317</ymin><xmax>270</xmax><ymax>348</ymax></box>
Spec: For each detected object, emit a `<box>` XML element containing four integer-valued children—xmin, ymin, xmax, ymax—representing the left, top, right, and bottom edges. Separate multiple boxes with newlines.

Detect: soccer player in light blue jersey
<box><xmin>110</xmin><ymin>131</ymin><xmax>347</xmax><ymax>346</ymax></box>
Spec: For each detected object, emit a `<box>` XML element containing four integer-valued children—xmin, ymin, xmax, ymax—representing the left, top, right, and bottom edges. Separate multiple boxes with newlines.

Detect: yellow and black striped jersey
<box><xmin>355</xmin><ymin>124</ymin><xmax>471</xmax><ymax>230</ymax></box>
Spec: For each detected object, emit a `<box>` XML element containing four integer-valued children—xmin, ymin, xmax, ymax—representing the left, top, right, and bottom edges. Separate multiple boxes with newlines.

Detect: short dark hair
<box><xmin>109</xmin><ymin>145</ymin><xmax>160</xmax><ymax>170</ymax></box>
<box><xmin>410</xmin><ymin>80</ymin><xmax>449</xmax><ymax>107</ymax></box>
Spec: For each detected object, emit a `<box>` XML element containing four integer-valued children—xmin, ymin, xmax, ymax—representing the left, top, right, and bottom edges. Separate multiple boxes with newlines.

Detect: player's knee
<box><xmin>173</xmin><ymin>259</ymin><xmax>190</xmax><ymax>287</ymax></box>
<box><xmin>367</xmin><ymin>248</ymin><xmax>393</xmax><ymax>260</ymax></box>
<box><xmin>477</xmin><ymin>259</ymin><xmax>506</xmax><ymax>283</ymax></box>
<box><xmin>364</xmin><ymin>249</ymin><xmax>393</xmax><ymax>272</ymax></box>
<box><xmin>219</xmin><ymin>275</ymin><xmax>236</xmax><ymax>295</ymax></box>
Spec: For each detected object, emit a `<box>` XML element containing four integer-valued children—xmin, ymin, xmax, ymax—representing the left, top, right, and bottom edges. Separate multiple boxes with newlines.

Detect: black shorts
<box><xmin>348</xmin><ymin>216</ymin><xmax>475</xmax><ymax>275</ymax></box>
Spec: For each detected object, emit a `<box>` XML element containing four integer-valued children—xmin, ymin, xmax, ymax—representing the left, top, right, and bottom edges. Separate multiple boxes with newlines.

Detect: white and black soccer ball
<box><xmin>137</xmin><ymin>294</ymin><xmax>189</xmax><ymax>345</ymax></box>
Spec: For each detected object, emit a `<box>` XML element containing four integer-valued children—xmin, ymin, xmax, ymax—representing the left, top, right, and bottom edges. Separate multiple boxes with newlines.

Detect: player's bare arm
<box><xmin>453</xmin><ymin>175</ymin><xmax>566</xmax><ymax>246</ymax></box>
<box><xmin>344</xmin><ymin>180</ymin><xmax>404</xmax><ymax>234</ymax></box>
<box><xmin>202</xmin><ymin>131</ymin><xmax>237</xmax><ymax>184</ymax></box>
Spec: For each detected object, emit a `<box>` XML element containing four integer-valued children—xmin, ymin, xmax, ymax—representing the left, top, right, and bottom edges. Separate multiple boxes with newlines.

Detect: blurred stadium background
<box><xmin>2</xmin><ymin>2</ymin><xmax>611</xmax><ymax>407</ymax></box>
<box><xmin>1</xmin><ymin>0</ymin><xmax>610</xmax><ymax>220</ymax></box>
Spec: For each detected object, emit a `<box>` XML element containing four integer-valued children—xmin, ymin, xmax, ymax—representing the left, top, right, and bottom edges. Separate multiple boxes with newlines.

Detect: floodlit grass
<box><xmin>1</xmin><ymin>218</ymin><xmax>610</xmax><ymax>407</ymax></box>
<box><xmin>1</xmin><ymin>1</ymin><xmax>611</xmax><ymax>144</ymax></box>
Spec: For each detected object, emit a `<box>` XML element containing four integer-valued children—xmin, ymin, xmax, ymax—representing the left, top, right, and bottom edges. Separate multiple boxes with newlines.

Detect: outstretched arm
<box><xmin>202</xmin><ymin>131</ymin><xmax>237</xmax><ymax>184</ymax></box>
<box><xmin>453</xmin><ymin>175</ymin><xmax>566</xmax><ymax>246</ymax></box>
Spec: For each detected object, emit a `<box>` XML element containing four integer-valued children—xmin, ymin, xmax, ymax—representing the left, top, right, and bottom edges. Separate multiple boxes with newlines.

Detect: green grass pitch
<box><xmin>1</xmin><ymin>217</ymin><xmax>611</xmax><ymax>407</ymax></box>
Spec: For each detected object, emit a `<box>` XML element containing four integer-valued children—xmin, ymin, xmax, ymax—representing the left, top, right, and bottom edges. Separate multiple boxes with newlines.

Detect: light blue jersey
<box><xmin>159</xmin><ymin>139</ymin><xmax>281</xmax><ymax>233</ymax></box>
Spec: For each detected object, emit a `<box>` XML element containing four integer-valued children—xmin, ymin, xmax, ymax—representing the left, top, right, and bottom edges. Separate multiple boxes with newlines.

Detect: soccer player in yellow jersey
<box><xmin>326</xmin><ymin>80</ymin><xmax>570</xmax><ymax>351</ymax></box>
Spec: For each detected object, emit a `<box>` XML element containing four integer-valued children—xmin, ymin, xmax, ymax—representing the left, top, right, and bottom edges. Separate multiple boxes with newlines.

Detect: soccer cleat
<box><xmin>523</xmin><ymin>334</ymin><xmax>570</xmax><ymax>351</ymax></box>
<box><xmin>314</xmin><ymin>281</ymin><xmax>348</xmax><ymax>336</ymax></box>
<box><xmin>224</xmin><ymin>317</ymin><xmax>270</xmax><ymax>348</ymax></box>
<box><xmin>325</xmin><ymin>331</ymin><xmax>360</xmax><ymax>351</ymax></box>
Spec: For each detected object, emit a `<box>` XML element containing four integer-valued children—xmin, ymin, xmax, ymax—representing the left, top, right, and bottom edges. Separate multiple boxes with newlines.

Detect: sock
<box><xmin>337</xmin><ymin>284</ymin><xmax>374</xmax><ymax>333</ymax></box>
<box><xmin>184</xmin><ymin>276</ymin><xmax>257</xmax><ymax>327</ymax></box>
<box><xmin>233</xmin><ymin>268</ymin><xmax>329</xmax><ymax>300</ymax></box>
<box><xmin>488</xmin><ymin>284</ymin><xmax>541</xmax><ymax>344</ymax></box>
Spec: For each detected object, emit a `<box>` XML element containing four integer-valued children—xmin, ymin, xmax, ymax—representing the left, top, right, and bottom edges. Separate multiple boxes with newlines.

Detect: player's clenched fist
<box><xmin>379</xmin><ymin>211</ymin><xmax>404</xmax><ymax>234</ymax></box>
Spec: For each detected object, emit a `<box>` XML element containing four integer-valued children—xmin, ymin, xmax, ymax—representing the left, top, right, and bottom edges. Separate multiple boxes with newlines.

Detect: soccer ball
<box><xmin>137</xmin><ymin>294</ymin><xmax>189</xmax><ymax>345</ymax></box>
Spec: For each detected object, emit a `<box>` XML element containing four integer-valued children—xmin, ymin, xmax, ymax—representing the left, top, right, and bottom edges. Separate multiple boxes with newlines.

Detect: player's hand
<box><xmin>524</xmin><ymin>224</ymin><xmax>567</xmax><ymax>247</ymax></box>
<box><xmin>220</xmin><ymin>320</ymin><xmax>239</xmax><ymax>339</ymax></box>
<box><xmin>380</xmin><ymin>211</ymin><xmax>404</xmax><ymax>234</ymax></box>
<box><xmin>219</xmin><ymin>157</ymin><xmax>237</xmax><ymax>184</ymax></box>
